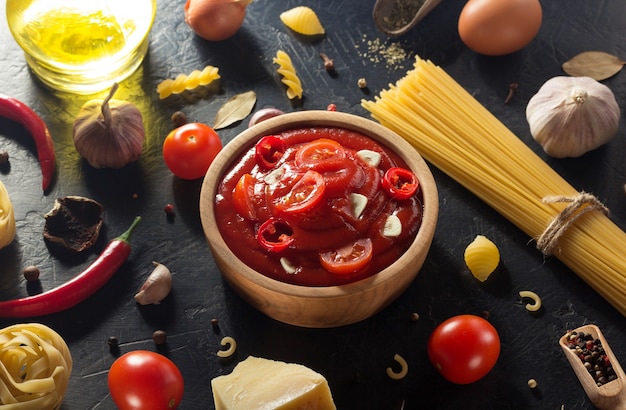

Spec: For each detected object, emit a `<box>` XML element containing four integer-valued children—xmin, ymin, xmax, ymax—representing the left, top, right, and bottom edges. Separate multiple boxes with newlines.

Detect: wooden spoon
<box><xmin>372</xmin><ymin>0</ymin><xmax>442</xmax><ymax>37</ymax></box>
<box><xmin>559</xmin><ymin>324</ymin><xmax>626</xmax><ymax>409</ymax></box>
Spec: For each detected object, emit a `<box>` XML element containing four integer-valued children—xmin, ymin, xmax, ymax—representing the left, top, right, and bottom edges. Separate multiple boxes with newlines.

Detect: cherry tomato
<box><xmin>274</xmin><ymin>170</ymin><xmax>326</xmax><ymax>214</ymax></box>
<box><xmin>233</xmin><ymin>173</ymin><xmax>257</xmax><ymax>220</ymax></box>
<box><xmin>257</xmin><ymin>217</ymin><xmax>294</xmax><ymax>252</ymax></box>
<box><xmin>319</xmin><ymin>238</ymin><xmax>373</xmax><ymax>274</ymax></box>
<box><xmin>163</xmin><ymin>122</ymin><xmax>222</xmax><ymax>180</ymax></box>
<box><xmin>381</xmin><ymin>167</ymin><xmax>419</xmax><ymax>200</ymax></box>
<box><xmin>427</xmin><ymin>315</ymin><xmax>500</xmax><ymax>384</ymax></box>
<box><xmin>255</xmin><ymin>135</ymin><xmax>286</xmax><ymax>169</ymax></box>
<box><xmin>108</xmin><ymin>350</ymin><xmax>184</xmax><ymax>410</ymax></box>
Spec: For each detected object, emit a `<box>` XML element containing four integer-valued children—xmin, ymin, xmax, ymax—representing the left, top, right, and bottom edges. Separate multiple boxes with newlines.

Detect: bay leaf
<box><xmin>562</xmin><ymin>51</ymin><xmax>625</xmax><ymax>81</ymax></box>
<box><xmin>213</xmin><ymin>91</ymin><xmax>257</xmax><ymax>130</ymax></box>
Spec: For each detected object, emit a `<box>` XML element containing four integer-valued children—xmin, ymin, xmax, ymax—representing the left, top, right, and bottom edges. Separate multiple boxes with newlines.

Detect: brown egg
<box><xmin>458</xmin><ymin>0</ymin><xmax>542</xmax><ymax>56</ymax></box>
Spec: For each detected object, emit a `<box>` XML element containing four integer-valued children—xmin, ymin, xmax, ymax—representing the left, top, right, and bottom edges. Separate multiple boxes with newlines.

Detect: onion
<box><xmin>185</xmin><ymin>0</ymin><xmax>253</xmax><ymax>41</ymax></box>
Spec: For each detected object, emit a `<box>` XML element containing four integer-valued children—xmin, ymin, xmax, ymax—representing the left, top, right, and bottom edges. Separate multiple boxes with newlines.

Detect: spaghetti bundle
<box><xmin>362</xmin><ymin>57</ymin><xmax>626</xmax><ymax>316</ymax></box>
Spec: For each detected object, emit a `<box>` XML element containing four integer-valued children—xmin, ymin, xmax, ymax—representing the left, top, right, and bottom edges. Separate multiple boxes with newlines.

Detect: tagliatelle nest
<box><xmin>0</xmin><ymin>323</ymin><xmax>73</xmax><ymax>409</ymax></box>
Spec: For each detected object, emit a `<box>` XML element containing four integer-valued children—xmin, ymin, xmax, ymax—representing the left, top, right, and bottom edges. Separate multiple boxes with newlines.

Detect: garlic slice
<box><xmin>350</xmin><ymin>193</ymin><xmax>368</xmax><ymax>219</ymax></box>
<box><xmin>264</xmin><ymin>166</ymin><xmax>285</xmax><ymax>185</ymax></box>
<box><xmin>280</xmin><ymin>257</ymin><xmax>297</xmax><ymax>274</ymax></box>
<box><xmin>383</xmin><ymin>214</ymin><xmax>402</xmax><ymax>237</ymax></box>
<box><xmin>356</xmin><ymin>149</ymin><xmax>382</xmax><ymax>167</ymax></box>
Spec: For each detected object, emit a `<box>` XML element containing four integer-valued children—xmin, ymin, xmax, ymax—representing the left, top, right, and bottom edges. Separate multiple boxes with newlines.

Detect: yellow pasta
<box><xmin>216</xmin><ymin>336</ymin><xmax>237</xmax><ymax>358</ymax></box>
<box><xmin>156</xmin><ymin>65</ymin><xmax>220</xmax><ymax>99</ymax></box>
<box><xmin>464</xmin><ymin>235</ymin><xmax>500</xmax><ymax>282</ymax></box>
<box><xmin>362</xmin><ymin>56</ymin><xmax>626</xmax><ymax>316</ymax></box>
<box><xmin>280</xmin><ymin>6</ymin><xmax>325</xmax><ymax>36</ymax></box>
<box><xmin>273</xmin><ymin>50</ymin><xmax>303</xmax><ymax>100</ymax></box>
<box><xmin>0</xmin><ymin>323</ymin><xmax>72</xmax><ymax>409</ymax></box>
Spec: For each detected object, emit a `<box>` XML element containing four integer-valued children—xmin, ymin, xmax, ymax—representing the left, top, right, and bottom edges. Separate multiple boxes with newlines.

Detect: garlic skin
<box><xmin>134</xmin><ymin>262</ymin><xmax>173</xmax><ymax>305</ymax></box>
<box><xmin>526</xmin><ymin>76</ymin><xmax>620</xmax><ymax>158</ymax></box>
<box><xmin>73</xmin><ymin>83</ymin><xmax>145</xmax><ymax>168</ymax></box>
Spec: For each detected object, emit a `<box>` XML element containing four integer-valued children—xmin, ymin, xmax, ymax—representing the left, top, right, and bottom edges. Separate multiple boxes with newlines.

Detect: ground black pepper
<box><xmin>564</xmin><ymin>330</ymin><xmax>618</xmax><ymax>386</ymax></box>
<box><xmin>382</xmin><ymin>0</ymin><xmax>426</xmax><ymax>31</ymax></box>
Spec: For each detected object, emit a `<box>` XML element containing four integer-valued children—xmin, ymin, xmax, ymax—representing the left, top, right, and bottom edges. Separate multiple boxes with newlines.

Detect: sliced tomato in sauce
<box><xmin>295</xmin><ymin>138</ymin><xmax>346</xmax><ymax>169</ymax></box>
<box><xmin>319</xmin><ymin>238</ymin><xmax>373</xmax><ymax>275</ymax></box>
<box><xmin>274</xmin><ymin>170</ymin><xmax>326</xmax><ymax>214</ymax></box>
<box><xmin>255</xmin><ymin>135</ymin><xmax>286</xmax><ymax>170</ymax></box>
<box><xmin>233</xmin><ymin>173</ymin><xmax>257</xmax><ymax>220</ymax></box>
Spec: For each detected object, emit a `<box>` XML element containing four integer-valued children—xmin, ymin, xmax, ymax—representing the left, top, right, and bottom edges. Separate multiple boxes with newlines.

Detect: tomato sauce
<box><xmin>214</xmin><ymin>127</ymin><xmax>423</xmax><ymax>286</ymax></box>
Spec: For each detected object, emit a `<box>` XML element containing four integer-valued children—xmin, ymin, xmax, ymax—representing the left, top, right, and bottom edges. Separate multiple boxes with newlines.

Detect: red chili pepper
<box><xmin>257</xmin><ymin>217</ymin><xmax>294</xmax><ymax>252</ymax></box>
<box><xmin>0</xmin><ymin>95</ymin><xmax>56</xmax><ymax>191</ymax></box>
<box><xmin>255</xmin><ymin>135</ymin><xmax>286</xmax><ymax>169</ymax></box>
<box><xmin>381</xmin><ymin>167</ymin><xmax>419</xmax><ymax>200</ymax></box>
<box><xmin>0</xmin><ymin>216</ymin><xmax>141</xmax><ymax>318</ymax></box>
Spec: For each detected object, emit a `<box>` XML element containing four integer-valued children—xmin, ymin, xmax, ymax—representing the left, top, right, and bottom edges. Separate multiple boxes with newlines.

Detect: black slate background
<box><xmin>1</xmin><ymin>0</ymin><xmax>626</xmax><ymax>409</ymax></box>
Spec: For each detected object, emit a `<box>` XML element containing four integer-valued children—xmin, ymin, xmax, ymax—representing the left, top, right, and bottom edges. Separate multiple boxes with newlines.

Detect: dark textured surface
<box><xmin>1</xmin><ymin>1</ymin><xmax>626</xmax><ymax>409</ymax></box>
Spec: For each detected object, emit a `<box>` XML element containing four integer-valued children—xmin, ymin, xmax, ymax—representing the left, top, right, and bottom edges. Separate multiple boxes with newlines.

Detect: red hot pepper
<box><xmin>381</xmin><ymin>167</ymin><xmax>419</xmax><ymax>200</ymax></box>
<box><xmin>257</xmin><ymin>217</ymin><xmax>294</xmax><ymax>252</ymax></box>
<box><xmin>0</xmin><ymin>216</ymin><xmax>141</xmax><ymax>318</ymax></box>
<box><xmin>255</xmin><ymin>135</ymin><xmax>286</xmax><ymax>170</ymax></box>
<box><xmin>0</xmin><ymin>95</ymin><xmax>56</xmax><ymax>191</ymax></box>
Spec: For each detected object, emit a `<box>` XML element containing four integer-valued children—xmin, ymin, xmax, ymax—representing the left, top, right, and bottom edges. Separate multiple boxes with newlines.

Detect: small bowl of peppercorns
<box><xmin>199</xmin><ymin>110</ymin><xmax>439</xmax><ymax>328</ymax></box>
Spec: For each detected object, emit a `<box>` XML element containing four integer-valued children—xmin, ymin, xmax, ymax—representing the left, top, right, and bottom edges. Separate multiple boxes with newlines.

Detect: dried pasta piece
<box><xmin>156</xmin><ymin>65</ymin><xmax>221</xmax><ymax>99</ymax></box>
<box><xmin>217</xmin><ymin>336</ymin><xmax>237</xmax><ymax>358</ymax></box>
<box><xmin>273</xmin><ymin>50</ymin><xmax>303</xmax><ymax>100</ymax></box>
<box><xmin>280</xmin><ymin>6</ymin><xmax>325</xmax><ymax>36</ymax></box>
<box><xmin>464</xmin><ymin>235</ymin><xmax>500</xmax><ymax>282</ymax></box>
<box><xmin>0</xmin><ymin>323</ymin><xmax>73</xmax><ymax>409</ymax></box>
<box><xmin>386</xmin><ymin>353</ymin><xmax>408</xmax><ymax>380</ymax></box>
<box><xmin>519</xmin><ymin>290</ymin><xmax>542</xmax><ymax>312</ymax></box>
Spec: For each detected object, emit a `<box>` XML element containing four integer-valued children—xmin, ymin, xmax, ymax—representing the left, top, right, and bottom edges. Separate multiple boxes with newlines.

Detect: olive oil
<box><xmin>6</xmin><ymin>0</ymin><xmax>156</xmax><ymax>94</ymax></box>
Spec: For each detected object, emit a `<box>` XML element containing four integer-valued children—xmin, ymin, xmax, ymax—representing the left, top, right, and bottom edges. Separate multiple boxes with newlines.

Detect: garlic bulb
<box><xmin>526</xmin><ymin>76</ymin><xmax>620</xmax><ymax>158</ymax></box>
<box><xmin>73</xmin><ymin>83</ymin><xmax>145</xmax><ymax>168</ymax></box>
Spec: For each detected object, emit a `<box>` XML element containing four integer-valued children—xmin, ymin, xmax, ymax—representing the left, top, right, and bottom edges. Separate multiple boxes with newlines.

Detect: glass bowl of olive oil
<box><xmin>6</xmin><ymin>0</ymin><xmax>156</xmax><ymax>94</ymax></box>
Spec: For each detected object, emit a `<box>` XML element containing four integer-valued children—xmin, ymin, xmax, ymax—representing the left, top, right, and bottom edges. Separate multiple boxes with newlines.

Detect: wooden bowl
<box><xmin>199</xmin><ymin>111</ymin><xmax>438</xmax><ymax>328</ymax></box>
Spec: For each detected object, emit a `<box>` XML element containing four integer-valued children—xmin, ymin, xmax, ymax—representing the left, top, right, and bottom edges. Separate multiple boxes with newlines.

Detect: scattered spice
<box><xmin>563</xmin><ymin>330</ymin><xmax>618</xmax><ymax>386</ymax></box>
<box><xmin>410</xmin><ymin>312</ymin><xmax>420</xmax><ymax>321</ymax></box>
<box><xmin>358</xmin><ymin>78</ymin><xmax>367</xmax><ymax>89</ymax></box>
<box><xmin>527</xmin><ymin>378</ymin><xmax>538</xmax><ymax>389</ymax></box>
<box><xmin>164</xmin><ymin>203</ymin><xmax>175</xmax><ymax>219</ymax></box>
<box><xmin>171</xmin><ymin>111</ymin><xmax>188</xmax><ymax>128</ymax></box>
<box><xmin>152</xmin><ymin>330</ymin><xmax>167</xmax><ymax>345</ymax></box>
<box><xmin>211</xmin><ymin>318</ymin><xmax>220</xmax><ymax>328</ymax></box>
<box><xmin>132</xmin><ymin>193</ymin><xmax>138</xmax><ymax>200</ymax></box>
<box><xmin>481</xmin><ymin>310</ymin><xmax>490</xmax><ymax>320</ymax></box>
<box><xmin>327</xmin><ymin>103</ymin><xmax>337</xmax><ymax>112</ymax></box>
<box><xmin>0</xmin><ymin>150</ymin><xmax>8</xmax><ymax>165</ymax></box>
<box><xmin>23</xmin><ymin>266</ymin><xmax>40</xmax><ymax>282</ymax></box>
<box><xmin>356</xmin><ymin>35</ymin><xmax>412</xmax><ymax>70</ymax></box>
<box><xmin>319</xmin><ymin>52</ymin><xmax>335</xmax><ymax>71</ymax></box>
<box><xmin>505</xmin><ymin>83</ymin><xmax>518</xmax><ymax>104</ymax></box>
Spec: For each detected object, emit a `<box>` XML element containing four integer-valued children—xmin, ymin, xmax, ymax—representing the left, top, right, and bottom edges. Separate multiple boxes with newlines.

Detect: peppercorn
<box><xmin>108</xmin><ymin>336</ymin><xmax>119</xmax><ymax>347</ymax></box>
<box><xmin>564</xmin><ymin>330</ymin><xmax>618</xmax><ymax>386</ymax></box>
<box><xmin>164</xmin><ymin>203</ymin><xmax>175</xmax><ymax>220</ymax></box>
<box><xmin>23</xmin><ymin>266</ymin><xmax>40</xmax><ymax>282</ymax></box>
<box><xmin>171</xmin><ymin>111</ymin><xmax>188</xmax><ymax>128</ymax></box>
<box><xmin>152</xmin><ymin>330</ymin><xmax>167</xmax><ymax>345</ymax></box>
<box><xmin>327</xmin><ymin>103</ymin><xmax>337</xmax><ymax>112</ymax></box>
<box><xmin>211</xmin><ymin>318</ymin><xmax>220</xmax><ymax>328</ymax></box>
<box><xmin>0</xmin><ymin>150</ymin><xmax>8</xmax><ymax>165</ymax></box>
<box><xmin>410</xmin><ymin>312</ymin><xmax>420</xmax><ymax>321</ymax></box>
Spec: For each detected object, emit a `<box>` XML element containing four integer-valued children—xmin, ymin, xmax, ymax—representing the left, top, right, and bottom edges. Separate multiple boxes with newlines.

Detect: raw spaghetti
<box><xmin>362</xmin><ymin>56</ymin><xmax>626</xmax><ymax>316</ymax></box>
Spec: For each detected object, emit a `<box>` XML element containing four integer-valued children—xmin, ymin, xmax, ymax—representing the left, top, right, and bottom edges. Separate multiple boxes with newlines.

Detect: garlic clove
<box><xmin>134</xmin><ymin>261</ymin><xmax>173</xmax><ymax>305</ymax></box>
<box><xmin>526</xmin><ymin>76</ymin><xmax>620</xmax><ymax>158</ymax></box>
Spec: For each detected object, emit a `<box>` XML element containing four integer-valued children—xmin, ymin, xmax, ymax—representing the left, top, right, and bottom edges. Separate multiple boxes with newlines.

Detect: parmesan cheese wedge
<box><xmin>211</xmin><ymin>356</ymin><xmax>336</xmax><ymax>410</ymax></box>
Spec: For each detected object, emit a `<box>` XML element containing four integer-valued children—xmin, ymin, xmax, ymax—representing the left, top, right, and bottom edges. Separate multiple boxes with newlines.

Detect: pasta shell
<box><xmin>464</xmin><ymin>235</ymin><xmax>500</xmax><ymax>282</ymax></box>
<box><xmin>279</xmin><ymin>6</ymin><xmax>325</xmax><ymax>36</ymax></box>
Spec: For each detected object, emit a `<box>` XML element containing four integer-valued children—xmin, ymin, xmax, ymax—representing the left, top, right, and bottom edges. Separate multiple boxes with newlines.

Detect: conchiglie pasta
<box><xmin>280</xmin><ymin>6</ymin><xmax>325</xmax><ymax>36</ymax></box>
<box><xmin>464</xmin><ymin>235</ymin><xmax>500</xmax><ymax>282</ymax></box>
<box><xmin>156</xmin><ymin>65</ymin><xmax>221</xmax><ymax>99</ymax></box>
<box><xmin>273</xmin><ymin>50</ymin><xmax>303</xmax><ymax>100</ymax></box>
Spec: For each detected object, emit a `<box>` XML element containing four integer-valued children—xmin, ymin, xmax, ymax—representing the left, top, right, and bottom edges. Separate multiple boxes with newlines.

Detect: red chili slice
<box><xmin>257</xmin><ymin>217</ymin><xmax>294</xmax><ymax>252</ymax></box>
<box><xmin>319</xmin><ymin>238</ymin><xmax>373</xmax><ymax>275</ymax></box>
<box><xmin>255</xmin><ymin>135</ymin><xmax>286</xmax><ymax>169</ymax></box>
<box><xmin>274</xmin><ymin>170</ymin><xmax>326</xmax><ymax>214</ymax></box>
<box><xmin>381</xmin><ymin>167</ymin><xmax>419</xmax><ymax>200</ymax></box>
